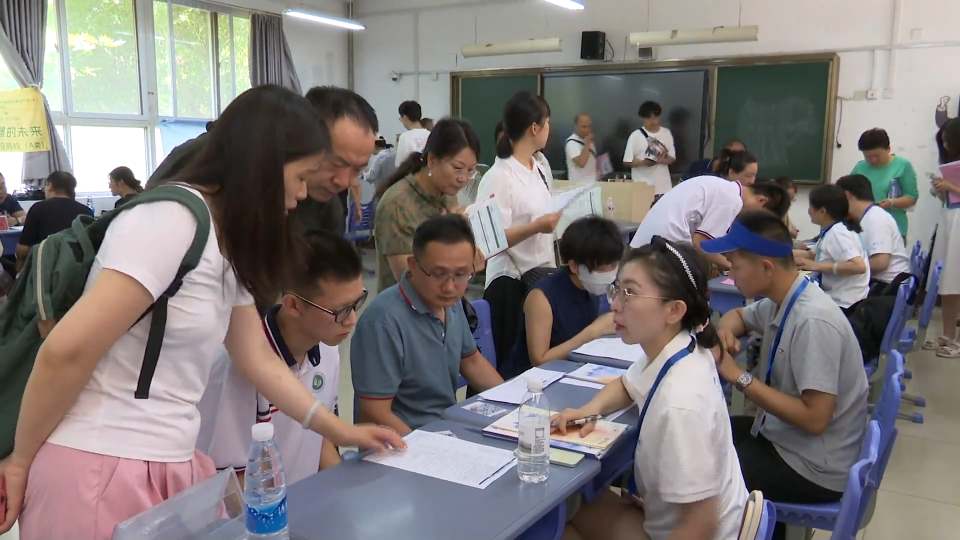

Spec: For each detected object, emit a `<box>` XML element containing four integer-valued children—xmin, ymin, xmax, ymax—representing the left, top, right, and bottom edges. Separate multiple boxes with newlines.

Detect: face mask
<box><xmin>578</xmin><ymin>265</ymin><xmax>617</xmax><ymax>296</ymax></box>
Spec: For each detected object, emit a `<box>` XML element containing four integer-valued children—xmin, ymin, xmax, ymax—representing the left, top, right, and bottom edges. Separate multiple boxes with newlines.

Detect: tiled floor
<box><xmin>2</xmin><ymin>266</ymin><xmax>958</xmax><ymax>539</ymax></box>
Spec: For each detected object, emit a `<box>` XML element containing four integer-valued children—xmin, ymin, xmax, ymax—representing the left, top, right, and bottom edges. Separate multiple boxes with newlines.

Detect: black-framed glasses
<box><xmin>415</xmin><ymin>260</ymin><xmax>474</xmax><ymax>285</ymax></box>
<box><xmin>287</xmin><ymin>289</ymin><xmax>368</xmax><ymax>323</ymax></box>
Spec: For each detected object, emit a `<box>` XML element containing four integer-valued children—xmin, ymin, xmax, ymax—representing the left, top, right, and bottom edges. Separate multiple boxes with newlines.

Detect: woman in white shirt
<box><xmin>555</xmin><ymin>238</ymin><xmax>748</xmax><ymax>540</ymax></box>
<box><xmin>477</xmin><ymin>91</ymin><xmax>562</xmax><ymax>366</ymax></box>
<box><xmin>0</xmin><ymin>86</ymin><xmax>403</xmax><ymax>540</ymax></box>
<box><xmin>796</xmin><ymin>184</ymin><xmax>870</xmax><ymax>310</ymax></box>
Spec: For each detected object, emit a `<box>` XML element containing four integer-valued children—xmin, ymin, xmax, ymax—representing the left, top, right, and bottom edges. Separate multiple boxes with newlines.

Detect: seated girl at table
<box><xmin>501</xmin><ymin>216</ymin><xmax>622</xmax><ymax>380</ymax></box>
<box><xmin>795</xmin><ymin>184</ymin><xmax>870</xmax><ymax>311</ymax></box>
<box><xmin>555</xmin><ymin>237</ymin><xmax>748</xmax><ymax>540</ymax></box>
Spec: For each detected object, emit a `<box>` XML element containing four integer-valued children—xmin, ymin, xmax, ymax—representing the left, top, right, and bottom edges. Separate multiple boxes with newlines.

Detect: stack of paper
<box><xmin>483</xmin><ymin>409</ymin><xmax>627</xmax><ymax>458</ymax></box>
<box><xmin>465</xmin><ymin>196</ymin><xmax>509</xmax><ymax>259</ymax></box>
<box><xmin>573</xmin><ymin>337</ymin><xmax>647</xmax><ymax>364</ymax></box>
<box><xmin>364</xmin><ymin>430</ymin><xmax>516</xmax><ymax>489</ymax></box>
<box><xmin>556</xmin><ymin>186</ymin><xmax>603</xmax><ymax>237</ymax></box>
<box><xmin>939</xmin><ymin>160</ymin><xmax>960</xmax><ymax>205</ymax></box>
<box><xmin>478</xmin><ymin>367</ymin><xmax>564</xmax><ymax>405</ymax></box>
<box><xmin>567</xmin><ymin>364</ymin><xmax>626</xmax><ymax>384</ymax></box>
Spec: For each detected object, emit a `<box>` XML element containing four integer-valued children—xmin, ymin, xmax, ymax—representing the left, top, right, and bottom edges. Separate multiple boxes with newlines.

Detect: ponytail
<box><xmin>717</xmin><ymin>148</ymin><xmax>757</xmax><ymax>178</ymax></box>
<box><xmin>498</xmin><ymin>91</ymin><xmax>551</xmax><ymax>160</ymax></box>
<box><xmin>842</xmin><ymin>217</ymin><xmax>863</xmax><ymax>234</ymax></box>
<box><xmin>496</xmin><ymin>135</ymin><xmax>514</xmax><ymax>159</ymax></box>
<box><xmin>376</xmin><ymin>151</ymin><xmax>425</xmax><ymax>199</ymax></box>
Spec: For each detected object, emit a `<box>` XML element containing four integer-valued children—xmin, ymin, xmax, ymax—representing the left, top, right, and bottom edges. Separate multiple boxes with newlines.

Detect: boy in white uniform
<box><xmin>197</xmin><ymin>231</ymin><xmax>369</xmax><ymax>483</ymax></box>
<box><xmin>623</xmin><ymin>101</ymin><xmax>675</xmax><ymax>203</ymax></box>
<box><xmin>395</xmin><ymin>100</ymin><xmax>431</xmax><ymax>166</ymax></box>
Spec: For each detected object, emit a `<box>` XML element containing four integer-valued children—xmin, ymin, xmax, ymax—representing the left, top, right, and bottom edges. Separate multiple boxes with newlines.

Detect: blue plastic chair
<box><xmin>909</xmin><ymin>241</ymin><xmax>922</xmax><ymax>276</ymax></box>
<box><xmin>870</xmin><ymin>360</ymin><xmax>903</xmax><ymax>512</ymax></box>
<box><xmin>774</xmin><ymin>421</ymin><xmax>882</xmax><ymax>540</ymax></box>
<box><xmin>756</xmin><ymin>500</ymin><xmax>777</xmax><ymax>540</ymax></box>
<box><xmin>345</xmin><ymin>201</ymin><xmax>375</xmax><ymax>243</ymax></box>
<box><xmin>458</xmin><ymin>299</ymin><xmax>496</xmax><ymax>388</ymax></box>
<box><xmin>913</xmin><ymin>261</ymin><xmax>943</xmax><ymax>356</ymax></box>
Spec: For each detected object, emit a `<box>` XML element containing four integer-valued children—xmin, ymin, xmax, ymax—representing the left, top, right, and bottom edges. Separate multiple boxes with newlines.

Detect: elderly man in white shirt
<box><xmin>565</xmin><ymin>113</ymin><xmax>597</xmax><ymax>181</ymax></box>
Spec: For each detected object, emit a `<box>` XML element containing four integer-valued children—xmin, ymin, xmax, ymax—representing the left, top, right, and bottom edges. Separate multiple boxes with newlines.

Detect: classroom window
<box><xmin>43</xmin><ymin>0</ymin><xmax>64</xmax><ymax>113</ymax></box>
<box><xmin>69</xmin><ymin>126</ymin><xmax>148</xmax><ymax>193</ymax></box>
<box><xmin>217</xmin><ymin>13</ymin><xmax>250</xmax><ymax>113</ymax></box>
<box><xmin>63</xmin><ymin>0</ymin><xmax>142</xmax><ymax>115</ymax></box>
<box><xmin>0</xmin><ymin>153</ymin><xmax>25</xmax><ymax>193</ymax></box>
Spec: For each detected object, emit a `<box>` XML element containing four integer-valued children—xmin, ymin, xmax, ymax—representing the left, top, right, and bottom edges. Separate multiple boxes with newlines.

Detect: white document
<box><xmin>558</xmin><ymin>378</ymin><xmax>605</xmax><ymax>390</ymax></box>
<box><xmin>573</xmin><ymin>337</ymin><xmax>647</xmax><ymax>364</ymax></box>
<box><xmin>541</xmin><ymin>183</ymin><xmax>598</xmax><ymax>217</ymax></box>
<box><xmin>364</xmin><ymin>430</ymin><xmax>517</xmax><ymax>489</ymax></box>
<box><xmin>479</xmin><ymin>367</ymin><xmax>565</xmax><ymax>405</ymax></box>
<box><xmin>556</xmin><ymin>186</ymin><xmax>603</xmax><ymax>237</ymax></box>
<box><xmin>465</xmin><ymin>196</ymin><xmax>509</xmax><ymax>259</ymax></box>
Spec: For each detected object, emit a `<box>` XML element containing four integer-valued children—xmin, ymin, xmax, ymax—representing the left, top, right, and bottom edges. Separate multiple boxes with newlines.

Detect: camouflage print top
<box><xmin>375</xmin><ymin>175</ymin><xmax>456</xmax><ymax>292</ymax></box>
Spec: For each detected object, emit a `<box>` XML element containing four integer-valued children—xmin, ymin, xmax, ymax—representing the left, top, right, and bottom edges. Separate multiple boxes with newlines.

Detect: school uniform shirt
<box><xmin>850</xmin><ymin>155</ymin><xmax>918</xmax><ymax>237</ymax></box>
<box><xmin>535</xmin><ymin>151</ymin><xmax>554</xmax><ymax>183</ymax></box>
<box><xmin>742</xmin><ymin>275</ymin><xmax>869</xmax><ymax>492</ymax></box>
<box><xmin>629</xmin><ymin>175</ymin><xmax>743</xmax><ymax>249</ymax></box>
<box><xmin>395</xmin><ymin>128</ymin><xmax>431</xmax><ymax>166</ymax></box>
<box><xmin>623</xmin><ymin>127</ymin><xmax>675</xmax><ymax>195</ymax></box>
<box><xmin>564</xmin><ymin>133</ymin><xmax>596</xmax><ymax>182</ymax></box>
<box><xmin>859</xmin><ymin>204</ymin><xmax>911</xmax><ymax>284</ymax></box>
<box><xmin>476</xmin><ymin>155</ymin><xmax>556</xmax><ymax>288</ymax></box>
<box><xmin>18</xmin><ymin>197</ymin><xmax>93</xmax><ymax>247</ymax></box>
<box><xmin>622</xmin><ymin>331</ymin><xmax>748</xmax><ymax>540</ymax></box>
<box><xmin>815</xmin><ymin>224</ymin><xmax>870</xmax><ymax>309</ymax></box>
<box><xmin>196</xmin><ymin>308</ymin><xmax>340</xmax><ymax>484</ymax></box>
<box><xmin>47</xmin><ymin>185</ymin><xmax>255</xmax><ymax>462</ymax></box>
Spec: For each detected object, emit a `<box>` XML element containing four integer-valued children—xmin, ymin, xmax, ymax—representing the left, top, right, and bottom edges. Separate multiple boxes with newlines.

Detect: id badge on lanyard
<box><xmin>751</xmin><ymin>279</ymin><xmax>809</xmax><ymax>438</ymax></box>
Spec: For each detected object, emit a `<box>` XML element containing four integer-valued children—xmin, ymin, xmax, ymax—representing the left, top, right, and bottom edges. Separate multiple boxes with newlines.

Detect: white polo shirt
<box><xmin>859</xmin><ymin>205</ymin><xmax>911</xmax><ymax>283</ymax></box>
<box><xmin>564</xmin><ymin>134</ymin><xmax>596</xmax><ymax>182</ymax></box>
<box><xmin>477</xmin><ymin>155</ymin><xmax>556</xmax><ymax>287</ymax></box>
<box><xmin>630</xmin><ymin>175</ymin><xmax>743</xmax><ymax>248</ymax></box>
<box><xmin>196</xmin><ymin>307</ymin><xmax>340</xmax><ymax>484</ymax></box>
<box><xmin>622</xmin><ymin>331</ymin><xmax>748</xmax><ymax>540</ymax></box>
<box><xmin>623</xmin><ymin>127</ymin><xmax>675</xmax><ymax>195</ymax></box>
<box><xmin>395</xmin><ymin>128</ymin><xmax>431</xmax><ymax>166</ymax></box>
<box><xmin>816</xmin><ymin>224</ymin><xmax>871</xmax><ymax>309</ymax></box>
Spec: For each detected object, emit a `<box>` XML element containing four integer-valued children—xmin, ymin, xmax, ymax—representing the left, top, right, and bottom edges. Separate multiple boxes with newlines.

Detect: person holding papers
<box><xmin>478</xmin><ymin>92</ymin><xmax>562</xmax><ymax>369</ymax></box>
<box><xmin>351</xmin><ymin>215</ymin><xmax>504</xmax><ymax>433</ymax></box>
<box><xmin>850</xmin><ymin>128</ymin><xmax>918</xmax><ymax>238</ymax></box>
<box><xmin>396</xmin><ymin>100</ymin><xmax>431</xmax><ymax>166</ymax></box>
<box><xmin>196</xmin><ymin>232</ymin><xmax>365</xmax><ymax>483</ymax></box>
<box><xmin>835</xmin><ymin>174</ymin><xmax>911</xmax><ymax>291</ymax></box>
<box><xmin>502</xmin><ymin>216</ymin><xmax>622</xmax><ymax>379</ymax></box>
<box><xmin>554</xmin><ymin>238</ymin><xmax>747</xmax><ymax>540</ymax></box>
<box><xmin>927</xmin><ymin>119</ymin><xmax>960</xmax><ymax>356</ymax></box>
<box><xmin>565</xmin><ymin>113</ymin><xmax>597</xmax><ymax>181</ymax></box>
<box><xmin>629</xmin><ymin>175</ymin><xmax>790</xmax><ymax>272</ymax></box>
<box><xmin>794</xmin><ymin>184</ymin><xmax>870</xmax><ymax>311</ymax></box>
<box><xmin>703</xmin><ymin>211</ymin><xmax>868</xmax><ymax>540</ymax></box>
<box><xmin>623</xmin><ymin>101</ymin><xmax>675</xmax><ymax>205</ymax></box>
<box><xmin>374</xmin><ymin>118</ymin><xmax>484</xmax><ymax>292</ymax></box>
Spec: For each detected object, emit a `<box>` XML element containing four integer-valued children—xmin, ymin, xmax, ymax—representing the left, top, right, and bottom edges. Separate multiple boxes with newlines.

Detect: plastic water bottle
<box><xmin>85</xmin><ymin>196</ymin><xmax>94</xmax><ymax>214</ymax></box>
<box><xmin>517</xmin><ymin>377</ymin><xmax>550</xmax><ymax>483</ymax></box>
<box><xmin>606</xmin><ymin>197</ymin><xmax>615</xmax><ymax>217</ymax></box>
<box><xmin>244</xmin><ymin>423</ymin><xmax>289</xmax><ymax>539</ymax></box>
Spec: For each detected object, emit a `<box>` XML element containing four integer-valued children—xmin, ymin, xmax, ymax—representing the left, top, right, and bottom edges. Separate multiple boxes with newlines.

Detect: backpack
<box><xmin>0</xmin><ymin>185</ymin><xmax>210</xmax><ymax>459</ymax></box>
<box><xmin>845</xmin><ymin>273</ymin><xmax>914</xmax><ymax>364</ymax></box>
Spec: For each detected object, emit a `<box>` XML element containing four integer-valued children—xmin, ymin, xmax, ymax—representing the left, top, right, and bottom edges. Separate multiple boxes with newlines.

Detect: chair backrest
<box><xmin>919</xmin><ymin>261</ymin><xmax>943</xmax><ymax>329</ymax></box>
<box><xmin>471</xmin><ymin>299</ymin><xmax>496</xmax><ymax>369</ymax></box>
<box><xmin>910</xmin><ymin>241</ymin><xmax>922</xmax><ymax>275</ymax></box>
<box><xmin>737</xmin><ymin>491</ymin><xmax>764</xmax><ymax>540</ymax></box>
<box><xmin>830</xmin><ymin>421</ymin><xmax>881</xmax><ymax>540</ymax></box>
<box><xmin>112</xmin><ymin>469</ymin><xmax>245</xmax><ymax>540</ymax></box>
<box><xmin>347</xmin><ymin>201</ymin><xmax>375</xmax><ymax>234</ymax></box>
<box><xmin>870</xmin><ymin>357</ymin><xmax>902</xmax><ymax>489</ymax></box>
<box><xmin>880</xmin><ymin>278</ymin><xmax>914</xmax><ymax>356</ymax></box>
<box><xmin>756</xmin><ymin>500</ymin><xmax>776</xmax><ymax>540</ymax></box>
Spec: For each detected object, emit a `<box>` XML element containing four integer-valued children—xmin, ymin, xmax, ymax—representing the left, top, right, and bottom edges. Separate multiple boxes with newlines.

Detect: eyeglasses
<box><xmin>606</xmin><ymin>282</ymin><xmax>668</xmax><ymax>305</ymax></box>
<box><xmin>415</xmin><ymin>260</ymin><xmax>474</xmax><ymax>285</ymax></box>
<box><xmin>287</xmin><ymin>289</ymin><xmax>369</xmax><ymax>323</ymax></box>
<box><xmin>443</xmin><ymin>161</ymin><xmax>478</xmax><ymax>181</ymax></box>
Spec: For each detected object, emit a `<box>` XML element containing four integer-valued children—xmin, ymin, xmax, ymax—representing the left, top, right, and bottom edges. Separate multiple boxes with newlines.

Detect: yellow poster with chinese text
<box><xmin>0</xmin><ymin>88</ymin><xmax>50</xmax><ymax>153</ymax></box>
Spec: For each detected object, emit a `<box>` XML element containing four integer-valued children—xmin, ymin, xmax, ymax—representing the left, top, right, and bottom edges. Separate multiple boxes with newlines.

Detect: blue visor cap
<box><xmin>700</xmin><ymin>221</ymin><xmax>794</xmax><ymax>258</ymax></box>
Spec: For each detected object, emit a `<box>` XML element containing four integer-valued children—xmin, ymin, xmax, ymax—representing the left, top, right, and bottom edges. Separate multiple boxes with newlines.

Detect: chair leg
<box><xmin>902</xmin><ymin>392</ymin><xmax>926</xmax><ymax>407</ymax></box>
<box><xmin>783</xmin><ymin>525</ymin><xmax>813</xmax><ymax>540</ymax></box>
<box><xmin>898</xmin><ymin>411</ymin><xmax>924</xmax><ymax>424</ymax></box>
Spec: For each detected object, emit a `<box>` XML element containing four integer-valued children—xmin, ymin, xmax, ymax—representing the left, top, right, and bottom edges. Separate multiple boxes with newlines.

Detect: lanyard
<box><xmin>862</xmin><ymin>203</ymin><xmax>878</xmax><ymax>220</ymax></box>
<box><xmin>764</xmin><ymin>279</ymin><xmax>809</xmax><ymax>385</ymax></box>
<box><xmin>637</xmin><ymin>338</ymin><xmax>697</xmax><ymax>429</ymax></box>
<box><xmin>814</xmin><ymin>222</ymin><xmax>839</xmax><ymax>262</ymax></box>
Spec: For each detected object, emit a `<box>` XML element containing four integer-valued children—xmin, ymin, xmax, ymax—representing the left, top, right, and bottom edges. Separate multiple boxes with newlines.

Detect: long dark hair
<box><xmin>622</xmin><ymin>238</ymin><xmax>722</xmax><ymax>352</ymax></box>
<box><xmin>809</xmin><ymin>184</ymin><xmax>862</xmax><ymax>233</ymax></box>
<box><xmin>716</xmin><ymin>148</ymin><xmax>757</xmax><ymax>178</ymax></box>
<box><xmin>109</xmin><ymin>166</ymin><xmax>143</xmax><ymax>193</ymax></box>
<box><xmin>497</xmin><ymin>91</ymin><xmax>550</xmax><ymax>159</ymax></box>
<box><xmin>169</xmin><ymin>85</ymin><xmax>330</xmax><ymax>306</ymax></box>
<box><xmin>938</xmin><ymin>118</ymin><xmax>960</xmax><ymax>164</ymax></box>
<box><xmin>376</xmin><ymin>117</ymin><xmax>481</xmax><ymax>199</ymax></box>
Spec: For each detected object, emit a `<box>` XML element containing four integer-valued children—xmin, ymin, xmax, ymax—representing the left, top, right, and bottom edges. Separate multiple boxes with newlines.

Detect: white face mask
<box><xmin>578</xmin><ymin>265</ymin><xmax>618</xmax><ymax>296</ymax></box>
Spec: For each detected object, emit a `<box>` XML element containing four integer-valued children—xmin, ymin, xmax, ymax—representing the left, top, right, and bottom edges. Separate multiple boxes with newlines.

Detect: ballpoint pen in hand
<box><xmin>551</xmin><ymin>414</ymin><xmax>603</xmax><ymax>429</ymax></box>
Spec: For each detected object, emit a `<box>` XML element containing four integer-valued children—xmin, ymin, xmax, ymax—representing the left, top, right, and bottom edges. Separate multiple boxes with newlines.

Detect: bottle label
<box><xmin>245</xmin><ymin>495</ymin><xmax>288</xmax><ymax>534</ymax></box>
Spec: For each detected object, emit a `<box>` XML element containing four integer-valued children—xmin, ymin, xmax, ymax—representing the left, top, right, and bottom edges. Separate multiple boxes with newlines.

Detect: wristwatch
<box><xmin>735</xmin><ymin>372</ymin><xmax>754</xmax><ymax>392</ymax></box>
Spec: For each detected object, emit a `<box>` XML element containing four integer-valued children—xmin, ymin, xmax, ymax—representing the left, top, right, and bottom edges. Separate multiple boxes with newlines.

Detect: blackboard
<box><xmin>454</xmin><ymin>74</ymin><xmax>540</xmax><ymax>165</ymax></box>
<box><xmin>713</xmin><ymin>61</ymin><xmax>836</xmax><ymax>184</ymax></box>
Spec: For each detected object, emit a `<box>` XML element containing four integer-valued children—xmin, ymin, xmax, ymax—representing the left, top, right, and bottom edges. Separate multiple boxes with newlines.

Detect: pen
<box><xmin>478</xmin><ymin>460</ymin><xmax>515</xmax><ymax>487</ymax></box>
<box><xmin>551</xmin><ymin>414</ymin><xmax>603</xmax><ymax>428</ymax></box>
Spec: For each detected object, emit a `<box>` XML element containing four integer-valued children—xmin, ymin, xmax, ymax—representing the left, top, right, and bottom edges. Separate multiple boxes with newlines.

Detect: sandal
<box><xmin>923</xmin><ymin>336</ymin><xmax>951</xmax><ymax>350</ymax></box>
<box><xmin>937</xmin><ymin>344</ymin><xmax>960</xmax><ymax>358</ymax></box>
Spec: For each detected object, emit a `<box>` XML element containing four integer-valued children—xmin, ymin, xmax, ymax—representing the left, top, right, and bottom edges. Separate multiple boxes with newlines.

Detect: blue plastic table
<box><xmin>708</xmin><ymin>275</ymin><xmax>745</xmax><ymax>315</ymax></box>
<box><xmin>567</xmin><ymin>349</ymin><xmax>635</xmax><ymax>370</ymax></box>
<box><xmin>442</xmin><ymin>360</ymin><xmax>639</xmax><ymax>504</ymax></box>
<box><xmin>286</xmin><ymin>420</ymin><xmax>600</xmax><ymax>540</ymax></box>
<box><xmin>614</xmin><ymin>219</ymin><xmax>640</xmax><ymax>246</ymax></box>
<box><xmin>0</xmin><ymin>228</ymin><xmax>21</xmax><ymax>256</ymax></box>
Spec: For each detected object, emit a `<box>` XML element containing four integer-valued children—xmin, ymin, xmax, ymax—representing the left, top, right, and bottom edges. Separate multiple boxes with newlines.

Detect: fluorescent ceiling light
<box><xmin>283</xmin><ymin>9</ymin><xmax>365</xmax><ymax>30</ymax></box>
<box><xmin>462</xmin><ymin>38</ymin><xmax>563</xmax><ymax>58</ymax></box>
<box><xmin>629</xmin><ymin>25</ymin><xmax>759</xmax><ymax>47</ymax></box>
<box><xmin>542</xmin><ymin>0</ymin><xmax>585</xmax><ymax>9</ymax></box>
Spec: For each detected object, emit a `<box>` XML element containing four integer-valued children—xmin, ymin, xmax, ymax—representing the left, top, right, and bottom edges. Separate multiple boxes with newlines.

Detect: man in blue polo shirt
<box><xmin>351</xmin><ymin>214</ymin><xmax>503</xmax><ymax>433</ymax></box>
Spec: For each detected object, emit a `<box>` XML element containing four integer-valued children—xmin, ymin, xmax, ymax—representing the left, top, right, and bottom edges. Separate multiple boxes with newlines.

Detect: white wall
<box><xmin>353</xmin><ymin>0</ymin><xmax>960</xmax><ymax>243</ymax></box>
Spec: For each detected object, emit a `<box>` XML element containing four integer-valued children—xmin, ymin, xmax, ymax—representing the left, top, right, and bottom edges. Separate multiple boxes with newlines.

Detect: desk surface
<box><xmin>613</xmin><ymin>220</ymin><xmax>640</xmax><ymax>234</ymax></box>
<box><xmin>708</xmin><ymin>275</ymin><xmax>741</xmax><ymax>296</ymax></box>
<box><xmin>287</xmin><ymin>420</ymin><xmax>600</xmax><ymax>540</ymax></box>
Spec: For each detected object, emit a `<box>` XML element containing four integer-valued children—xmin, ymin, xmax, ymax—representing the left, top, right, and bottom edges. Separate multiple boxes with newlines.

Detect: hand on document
<box><xmin>534</xmin><ymin>212</ymin><xmax>562</xmax><ymax>234</ymax></box>
<box><xmin>550</xmin><ymin>408</ymin><xmax>598</xmax><ymax>438</ymax></box>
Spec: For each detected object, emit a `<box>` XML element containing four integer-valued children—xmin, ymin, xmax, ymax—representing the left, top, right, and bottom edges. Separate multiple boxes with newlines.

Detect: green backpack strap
<box><xmin>97</xmin><ymin>184</ymin><xmax>211</xmax><ymax>399</ymax></box>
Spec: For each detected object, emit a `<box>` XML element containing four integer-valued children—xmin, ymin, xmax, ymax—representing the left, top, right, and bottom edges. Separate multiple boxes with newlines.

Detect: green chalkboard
<box><xmin>713</xmin><ymin>61</ymin><xmax>835</xmax><ymax>183</ymax></box>
<box><xmin>455</xmin><ymin>74</ymin><xmax>540</xmax><ymax>165</ymax></box>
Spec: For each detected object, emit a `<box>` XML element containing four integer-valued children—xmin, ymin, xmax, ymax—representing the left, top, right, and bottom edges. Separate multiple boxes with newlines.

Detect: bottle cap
<box><xmin>251</xmin><ymin>422</ymin><xmax>275</xmax><ymax>442</ymax></box>
<box><xmin>526</xmin><ymin>377</ymin><xmax>544</xmax><ymax>393</ymax></box>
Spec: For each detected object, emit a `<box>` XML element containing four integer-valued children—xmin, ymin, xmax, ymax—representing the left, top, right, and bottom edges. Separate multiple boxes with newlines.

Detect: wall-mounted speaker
<box><xmin>580</xmin><ymin>31</ymin><xmax>606</xmax><ymax>61</ymax></box>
